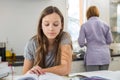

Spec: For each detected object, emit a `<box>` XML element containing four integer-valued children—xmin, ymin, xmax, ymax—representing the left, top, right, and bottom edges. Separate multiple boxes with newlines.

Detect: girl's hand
<box><xmin>27</xmin><ymin>66</ymin><xmax>45</xmax><ymax>75</ymax></box>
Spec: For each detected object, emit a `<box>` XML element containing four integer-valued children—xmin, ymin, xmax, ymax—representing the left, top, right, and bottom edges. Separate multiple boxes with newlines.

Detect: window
<box><xmin>67</xmin><ymin>0</ymin><xmax>86</xmax><ymax>52</ymax></box>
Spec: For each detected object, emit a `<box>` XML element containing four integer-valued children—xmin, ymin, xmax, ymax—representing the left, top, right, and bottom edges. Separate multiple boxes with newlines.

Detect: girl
<box><xmin>22</xmin><ymin>6</ymin><xmax>73</xmax><ymax>76</ymax></box>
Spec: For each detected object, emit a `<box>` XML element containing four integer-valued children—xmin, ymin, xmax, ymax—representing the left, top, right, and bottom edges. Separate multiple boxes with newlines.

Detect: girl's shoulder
<box><xmin>27</xmin><ymin>35</ymin><xmax>38</xmax><ymax>46</ymax></box>
<box><xmin>61</xmin><ymin>31</ymin><xmax>71</xmax><ymax>40</ymax></box>
<box><xmin>29</xmin><ymin>35</ymin><xmax>37</xmax><ymax>42</ymax></box>
<box><xmin>60</xmin><ymin>31</ymin><xmax>72</xmax><ymax>45</ymax></box>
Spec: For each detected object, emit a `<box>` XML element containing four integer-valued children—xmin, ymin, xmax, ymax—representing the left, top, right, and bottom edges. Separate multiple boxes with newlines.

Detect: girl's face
<box><xmin>42</xmin><ymin>13</ymin><xmax>62</xmax><ymax>40</ymax></box>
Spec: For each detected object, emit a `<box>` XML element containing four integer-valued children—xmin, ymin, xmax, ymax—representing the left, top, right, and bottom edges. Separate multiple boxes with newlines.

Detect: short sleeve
<box><xmin>60</xmin><ymin>32</ymin><xmax>72</xmax><ymax>45</ymax></box>
<box><xmin>24</xmin><ymin>38</ymin><xmax>37</xmax><ymax>60</ymax></box>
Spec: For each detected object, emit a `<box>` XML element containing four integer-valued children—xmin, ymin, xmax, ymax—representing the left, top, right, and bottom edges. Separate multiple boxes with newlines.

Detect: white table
<box><xmin>3</xmin><ymin>75</ymin><xmax>70</xmax><ymax>80</ymax></box>
<box><xmin>3</xmin><ymin>70</ymin><xmax>120</xmax><ymax>80</ymax></box>
<box><xmin>69</xmin><ymin>70</ymin><xmax>120</xmax><ymax>80</ymax></box>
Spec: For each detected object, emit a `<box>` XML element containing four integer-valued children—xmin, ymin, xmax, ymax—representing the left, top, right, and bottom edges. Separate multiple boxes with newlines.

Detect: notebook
<box><xmin>0</xmin><ymin>67</ymin><xmax>11</xmax><ymax>78</ymax></box>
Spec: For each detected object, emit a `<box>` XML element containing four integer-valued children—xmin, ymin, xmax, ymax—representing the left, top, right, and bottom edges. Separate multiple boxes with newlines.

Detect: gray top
<box><xmin>78</xmin><ymin>17</ymin><xmax>113</xmax><ymax>65</ymax></box>
<box><xmin>24</xmin><ymin>32</ymin><xmax>72</xmax><ymax>67</ymax></box>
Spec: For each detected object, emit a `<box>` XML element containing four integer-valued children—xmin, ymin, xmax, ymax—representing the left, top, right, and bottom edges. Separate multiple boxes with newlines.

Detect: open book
<box><xmin>17</xmin><ymin>72</ymin><xmax>64</xmax><ymax>80</ymax></box>
<box><xmin>0</xmin><ymin>62</ymin><xmax>11</xmax><ymax>78</ymax></box>
<box><xmin>69</xmin><ymin>70</ymin><xmax>120</xmax><ymax>80</ymax></box>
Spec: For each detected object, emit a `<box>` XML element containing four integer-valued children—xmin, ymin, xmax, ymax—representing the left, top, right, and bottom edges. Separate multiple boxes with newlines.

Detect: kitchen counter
<box><xmin>9</xmin><ymin>54</ymin><xmax>120</xmax><ymax>65</ymax></box>
<box><xmin>72</xmin><ymin>53</ymin><xmax>120</xmax><ymax>61</ymax></box>
<box><xmin>111</xmin><ymin>54</ymin><xmax>120</xmax><ymax>57</ymax></box>
<box><xmin>8</xmin><ymin>55</ymin><xmax>24</xmax><ymax>66</ymax></box>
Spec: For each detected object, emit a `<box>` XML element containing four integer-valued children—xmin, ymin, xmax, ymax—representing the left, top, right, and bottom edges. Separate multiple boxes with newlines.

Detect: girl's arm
<box><xmin>43</xmin><ymin>44</ymin><xmax>72</xmax><ymax>76</ymax></box>
<box><xmin>22</xmin><ymin>59</ymin><xmax>34</xmax><ymax>74</ymax></box>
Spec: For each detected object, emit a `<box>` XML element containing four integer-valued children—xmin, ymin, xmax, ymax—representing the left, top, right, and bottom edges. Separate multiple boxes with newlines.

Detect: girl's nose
<box><xmin>49</xmin><ymin>25</ymin><xmax>54</xmax><ymax>30</ymax></box>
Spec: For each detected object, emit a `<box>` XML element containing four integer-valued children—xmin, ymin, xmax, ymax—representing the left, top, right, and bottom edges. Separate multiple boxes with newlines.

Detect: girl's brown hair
<box><xmin>86</xmin><ymin>6</ymin><xmax>99</xmax><ymax>20</ymax></box>
<box><xmin>34</xmin><ymin>6</ymin><xmax>64</xmax><ymax>68</ymax></box>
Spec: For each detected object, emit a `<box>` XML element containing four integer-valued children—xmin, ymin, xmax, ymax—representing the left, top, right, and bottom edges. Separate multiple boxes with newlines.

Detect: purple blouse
<box><xmin>78</xmin><ymin>17</ymin><xmax>113</xmax><ymax>65</ymax></box>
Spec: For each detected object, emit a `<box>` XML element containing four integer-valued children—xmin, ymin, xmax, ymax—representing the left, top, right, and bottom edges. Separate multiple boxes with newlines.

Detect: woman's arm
<box><xmin>22</xmin><ymin>59</ymin><xmax>34</xmax><ymax>74</ymax></box>
<box><xmin>78</xmin><ymin>25</ymin><xmax>86</xmax><ymax>47</ymax></box>
<box><xmin>42</xmin><ymin>44</ymin><xmax>72</xmax><ymax>76</ymax></box>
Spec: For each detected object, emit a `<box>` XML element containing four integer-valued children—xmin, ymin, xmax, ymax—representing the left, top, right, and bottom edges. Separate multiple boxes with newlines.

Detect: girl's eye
<box><xmin>53</xmin><ymin>23</ymin><xmax>59</xmax><ymax>27</ymax></box>
<box><xmin>44</xmin><ymin>23</ymin><xmax>49</xmax><ymax>26</ymax></box>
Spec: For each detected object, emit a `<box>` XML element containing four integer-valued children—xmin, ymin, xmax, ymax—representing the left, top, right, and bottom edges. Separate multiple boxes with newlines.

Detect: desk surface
<box><xmin>3</xmin><ymin>70</ymin><xmax>120</xmax><ymax>80</ymax></box>
<box><xmin>69</xmin><ymin>70</ymin><xmax>120</xmax><ymax>80</ymax></box>
<box><xmin>3</xmin><ymin>75</ymin><xmax>70</xmax><ymax>80</ymax></box>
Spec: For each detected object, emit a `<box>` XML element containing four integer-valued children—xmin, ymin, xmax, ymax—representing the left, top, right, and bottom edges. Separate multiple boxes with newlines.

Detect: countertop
<box><xmin>9</xmin><ymin>54</ymin><xmax>120</xmax><ymax>66</ymax></box>
<box><xmin>72</xmin><ymin>53</ymin><xmax>120</xmax><ymax>61</ymax></box>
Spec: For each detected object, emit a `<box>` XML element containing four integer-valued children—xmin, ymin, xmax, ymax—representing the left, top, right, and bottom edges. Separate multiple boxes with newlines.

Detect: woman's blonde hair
<box><xmin>33</xmin><ymin>6</ymin><xmax>64</xmax><ymax>68</ymax></box>
<box><xmin>86</xmin><ymin>6</ymin><xmax>99</xmax><ymax>20</ymax></box>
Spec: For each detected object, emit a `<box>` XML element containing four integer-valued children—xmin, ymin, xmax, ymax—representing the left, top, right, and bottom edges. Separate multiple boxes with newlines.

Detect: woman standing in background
<box><xmin>78</xmin><ymin>6</ymin><xmax>113</xmax><ymax>71</ymax></box>
<box><xmin>22</xmin><ymin>6</ymin><xmax>73</xmax><ymax>76</ymax></box>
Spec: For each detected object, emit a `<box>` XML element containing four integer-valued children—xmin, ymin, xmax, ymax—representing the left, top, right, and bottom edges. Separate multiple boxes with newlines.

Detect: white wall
<box><xmin>0</xmin><ymin>0</ymin><xmax>67</xmax><ymax>55</ymax></box>
<box><xmin>86</xmin><ymin>0</ymin><xmax>110</xmax><ymax>25</ymax></box>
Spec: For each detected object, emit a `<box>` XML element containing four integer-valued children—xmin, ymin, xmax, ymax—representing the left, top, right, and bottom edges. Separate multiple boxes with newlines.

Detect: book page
<box><xmin>17</xmin><ymin>74</ymin><xmax>38</xmax><ymax>80</ymax></box>
<box><xmin>38</xmin><ymin>72</ymin><xmax>64</xmax><ymax>80</ymax></box>
<box><xmin>69</xmin><ymin>70</ymin><xmax>120</xmax><ymax>80</ymax></box>
<box><xmin>17</xmin><ymin>72</ymin><xmax>64</xmax><ymax>80</ymax></box>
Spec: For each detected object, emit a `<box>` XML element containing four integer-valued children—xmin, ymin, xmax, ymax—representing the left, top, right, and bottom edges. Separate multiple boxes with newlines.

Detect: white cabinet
<box><xmin>71</xmin><ymin>60</ymin><xmax>85</xmax><ymax>73</ymax></box>
<box><xmin>109</xmin><ymin>57</ymin><xmax>120</xmax><ymax>71</ymax></box>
